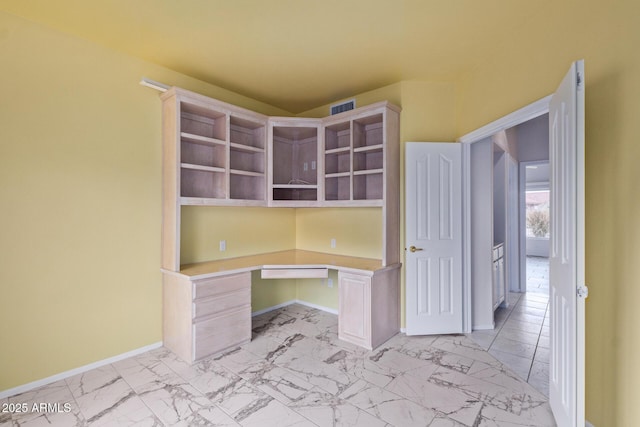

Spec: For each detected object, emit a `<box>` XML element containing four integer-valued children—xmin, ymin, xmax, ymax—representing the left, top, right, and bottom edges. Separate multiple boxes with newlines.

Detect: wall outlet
<box><xmin>330</xmin><ymin>238</ymin><xmax>336</xmax><ymax>248</ymax></box>
<box><xmin>219</xmin><ymin>240</ymin><xmax>226</xmax><ymax>251</ymax></box>
<box><xmin>327</xmin><ymin>278</ymin><xmax>333</xmax><ymax>288</ymax></box>
<box><xmin>303</xmin><ymin>162</ymin><xmax>308</xmax><ymax>171</ymax></box>
<box><xmin>311</xmin><ymin>160</ymin><xmax>316</xmax><ymax>170</ymax></box>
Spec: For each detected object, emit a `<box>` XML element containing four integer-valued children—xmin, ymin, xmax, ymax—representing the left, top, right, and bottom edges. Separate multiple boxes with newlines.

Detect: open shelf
<box><xmin>353</xmin><ymin>149</ymin><xmax>383</xmax><ymax>172</ymax></box>
<box><xmin>325</xmin><ymin>149</ymin><xmax>351</xmax><ymax>175</ymax></box>
<box><xmin>181</xmin><ymin>139</ymin><xmax>226</xmax><ymax>169</ymax></box>
<box><xmin>181</xmin><ymin>132</ymin><xmax>226</xmax><ymax>147</ymax></box>
<box><xmin>230</xmin><ymin>174</ymin><xmax>265</xmax><ymax>201</ymax></box>
<box><xmin>325</xmin><ymin>121</ymin><xmax>351</xmax><ymax>151</ymax></box>
<box><xmin>353</xmin><ymin>114</ymin><xmax>383</xmax><ymax>149</ymax></box>
<box><xmin>353</xmin><ymin>172</ymin><xmax>383</xmax><ymax>200</ymax></box>
<box><xmin>230</xmin><ymin>116</ymin><xmax>265</xmax><ymax>150</ymax></box>
<box><xmin>180</xmin><ymin>102</ymin><xmax>226</xmax><ymax>141</ymax></box>
<box><xmin>271</xmin><ymin>125</ymin><xmax>319</xmax><ymax>202</ymax></box>
<box><xmin>181</xmin><ymin>168</ymin><xmax>226</xmax><ymax>199</ymax></box>
<box><xmin>325</xmin><ymin>175</ymin><xmax>351</xmax><ymax>201</ymax></box>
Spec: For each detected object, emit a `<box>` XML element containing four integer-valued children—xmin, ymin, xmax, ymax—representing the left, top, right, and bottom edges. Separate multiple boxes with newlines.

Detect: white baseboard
<box><xmin>294</xmin><ymin>300</ymin><xmax>339</xmax><ymax>315</ymax></box>
<box><xmin>252</xmin><ymin>299</ymin><xmax>338</xmax><ymax>316</ymax></box>
<box><xmin>0</xmin><ymin>342</ymin><xmax>163</xmax><ymax>400</ymax></box>
<box><xmin>251</xmin><ymin>300</ymin><xmax>298</xmax><ymax>316</ymax></box>
<box><xmin>585</xmin><ymin>421</ymin><xmax>595</xmax><ymax>427</ymax></box>
<box><xmin>472</xmin><ymin>323</ymin><xmax>496</xmax><ymax>331</ymax></box>
<box><xmin>2</xmin><ymin>301</ymin><xmax>336</xmax><ymax>400</ymax></box>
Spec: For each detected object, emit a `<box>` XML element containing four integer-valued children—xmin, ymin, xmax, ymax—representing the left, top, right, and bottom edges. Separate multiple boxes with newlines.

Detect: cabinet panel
<box><xmin>193</xmin><ymin>305</ymin><xmax>251</xmax><ymax>360</ymax></box>
<box><xmin>193</xmin><ymin>288</ymin><xmax>251</xmax><ymax>319</ymax></box>
<box><xmin>338</xmin><ymin>272</ymin><xmax>371</xmax><ymax>347</ymax></box>
<box><xmin>193</xmin><ymin>272</ymin><xmax>251</xmax><ymax>299</ymax></box>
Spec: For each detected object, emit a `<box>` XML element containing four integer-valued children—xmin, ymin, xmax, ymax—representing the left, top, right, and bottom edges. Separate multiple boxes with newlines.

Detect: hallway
<box><xmin>468</xmin><ymin>256</ymin><xmax>550</xmax><ymax>396</ymax></box>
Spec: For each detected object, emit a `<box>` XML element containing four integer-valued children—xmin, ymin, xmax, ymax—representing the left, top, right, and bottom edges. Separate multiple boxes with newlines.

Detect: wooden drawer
<box><xmin>193</xmin><ymin>288</ymin><xmax>250</xmax><ymax>319</ymax></box>
<box><xmin>192</xmin><ymin>272</ymin><xmax>251</xmax><ymax>299</ymax></box>
<box><xmin>193</xmin><ymin>305</ymin><xmax>251</xmax><ymax>360</ymax></box>
<box><xmin>261</xmin><ymin>268</ymin><xmax>328</xmax><ymax>279</ymax></box>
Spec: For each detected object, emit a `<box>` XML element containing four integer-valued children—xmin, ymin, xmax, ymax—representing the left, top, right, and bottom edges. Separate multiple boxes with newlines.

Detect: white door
<box><xmin>549</xmin><ymin>60</ymin><xmax>586</xmax><ymax>427</ymax></box>
<box><xmin>405</xmin><ymin>142</ymin><xmax>463</xmax><ymax>335</ymax></box>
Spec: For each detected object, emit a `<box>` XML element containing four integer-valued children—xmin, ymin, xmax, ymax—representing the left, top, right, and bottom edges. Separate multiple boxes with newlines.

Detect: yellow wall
<box><xmin>0</xmin><ymin>11</ymin><xmax>289</xmax><ymax>391</ymax></box>
<box><xmin>4</xmin><ymin>2</ymin><xmax>639</xmax><ymax>424</ymax></box>
<box><xmin>295</xmin><ymin>208</ymin><xmax>382</xmax><ymax>259</ymax></box>
<box><xmin>180</xmin><ymin>207</ymin><xmax>296</xmax><ymax>264</ymax></box>
<box><xmin>456</xmin><ymin>1</ymin><xmax>640</xmax><ymax>425</ymax></box>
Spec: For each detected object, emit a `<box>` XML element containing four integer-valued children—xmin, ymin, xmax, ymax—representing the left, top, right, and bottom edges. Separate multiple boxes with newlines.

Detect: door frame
<box><xmin>458</xmin><ymin>95</ymin><xmax>552</xmax><ymax>333</ymax></box>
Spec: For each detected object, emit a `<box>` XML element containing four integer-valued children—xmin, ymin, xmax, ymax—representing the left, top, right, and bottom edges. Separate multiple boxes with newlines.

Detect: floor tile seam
<box><xmin>67</xmin><ymin>364</ymin><xmax>134</xmax><ymax>423</ymax></box>
<box><xmin>314</xmin><ymin>387</ymin><xmax>402</xmax><ymax>427</ymax></box>
<box><xmin>129</xmin><ymin>364</ymin><xmax>223</xmax><ymax>427</ymax></box>
<box><xmin>272</xmin><ymin>389</ymin><xmax>325</xmax><ymax>427</ymax></box>
<box><xmin>204</xmin><ymin>375</ymin><xmax>275</xmax><ymax>426</ymax></box>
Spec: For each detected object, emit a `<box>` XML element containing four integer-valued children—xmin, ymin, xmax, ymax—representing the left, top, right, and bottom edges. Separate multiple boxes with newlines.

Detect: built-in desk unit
<box><xmin>160</xmin><ymin>88</ymin><xmax>401</xmax><ymax>362</ymax></box>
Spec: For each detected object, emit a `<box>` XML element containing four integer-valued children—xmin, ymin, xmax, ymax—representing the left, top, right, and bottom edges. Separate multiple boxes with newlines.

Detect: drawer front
<box><xmin>261</xmin><ymin>268</ymin><xmax>328</xmax><ymax>279</ymax></box>
<box><xmin>193</xmin><ymin>306</ymin><xmax>251</xmax><ymax>360</ymax></box>
<box><xmin>193</xmin><ymin>288</ymin><xmax>250</xmax><ymax>319</ymax></box>
<box><xmin>193</xmin><ymin>272</ymin><xmax>251</xmax><ymax>299</ymax></box>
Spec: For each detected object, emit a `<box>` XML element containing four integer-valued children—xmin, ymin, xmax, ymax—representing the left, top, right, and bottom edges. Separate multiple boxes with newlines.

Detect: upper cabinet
<box><xmin>162</xmin><ymin>88</ymin><xmax>268</xmax><ymax>207</ymax></box>
<box><xmin>268</xmin><ymin>119</ymin><xmax>321</xmax><ymax>207</ymax></box>
<box><xmin>322</xmin><ymin>106</ymin><xmax>398</xmax><ymax>207</ymax></box>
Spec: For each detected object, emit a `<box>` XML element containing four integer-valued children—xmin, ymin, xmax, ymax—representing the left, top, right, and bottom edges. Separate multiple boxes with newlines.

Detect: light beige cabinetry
<box><xmin>162</xmin><ymin>88</ymin><xmax>268</xmax><ymax>270</ymax></box>
<box><xmin>323</xmin><ymin>107</ymin><xmax>396</xmax><ymax>206</ymax></box>
<box><xmin>268</xmin><ymin>119</ymin><xmax>321</xmax><ymax>206</ymax></box>
<box><xmin>163</xmin><ymin>272</ymin><xmax>251</xmax><ymax>363</ymax></box>
<box><xmin>322</xmin><ymin>104</ymin><xmax>401</xmax><ymax>266</ymax></box>
<box><xmin>338</xmin><ymin>266</ymin><xmax>400</xmax><ymax>350</ymax></box>
<box><xmin>160</xmin><ymin>87</ymin><xmax>402</xmax><ymax>361</ymax></box>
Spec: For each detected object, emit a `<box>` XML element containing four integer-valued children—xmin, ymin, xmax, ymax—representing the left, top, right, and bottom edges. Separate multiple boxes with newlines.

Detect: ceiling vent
<box><xmin>330</xmin><ymin>99</ymin><xmax>356</xmax><ymax>115</ymax></box>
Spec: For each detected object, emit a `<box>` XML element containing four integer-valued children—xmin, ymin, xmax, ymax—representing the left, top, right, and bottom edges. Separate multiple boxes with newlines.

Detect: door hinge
<box><xmin>577</xmin><ymin>285</ymin><xmax>589</xmax><ymax>299</ymax></box>
<box><xmin>577</xmin><ymin>72</ymin><xmax>583</xmax><ymax>90</ymax></box>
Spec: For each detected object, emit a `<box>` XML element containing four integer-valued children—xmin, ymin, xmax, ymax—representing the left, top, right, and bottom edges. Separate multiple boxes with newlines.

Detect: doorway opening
<box><xmin>465</xmin><ymin>113</ymin><xmax>552</xmax><ymax>396</ymax></box>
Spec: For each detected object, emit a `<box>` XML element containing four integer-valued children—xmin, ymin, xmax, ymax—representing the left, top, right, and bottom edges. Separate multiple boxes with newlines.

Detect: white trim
<box><xmin>459</xmin><ymin>97</ymin><xmax>551</xmax><ymax>334</ymax></box>
<box><xmin>252</xmin><ymin>300</ymin><xmax>339</xmax><ymax>317</ymax></box>
<box><xmin>462</xmin><ymin>142</ymin><xmax>472</xmax><ymax>333</ymax></box>
<box><xmin>139</xmin><ymin>77</ymin><xmax>169</xmax><ymax>92</ymax></box>
<box><xmin>0</xmin><ymin>342</ymin><xmax>163</xmax><ymax>399</ymax></box>
<box><xmin>251</xmin><ymin>300</ymin><xmax>297</xmax><ymax>316</ymax></box>
<box><xmin>473</xmin><ymin>323</ymin><xmax>497</xmax><ymax>331</ymax></box>
<box><xmin>458</xmin><ymin>95</ymin><xmax>552</xmax><ymax>144</ymax></box>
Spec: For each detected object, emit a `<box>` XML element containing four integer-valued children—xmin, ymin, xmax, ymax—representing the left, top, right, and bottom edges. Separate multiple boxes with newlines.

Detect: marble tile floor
<box><xmin>3</xmin><ymin>304</ymin><xmax>555</xmax><ymax>426</ymax></box>
<box><xmin>467</xmin><ymin>256</ymin><xmax>550</xmax><ymax>397</ymax></box>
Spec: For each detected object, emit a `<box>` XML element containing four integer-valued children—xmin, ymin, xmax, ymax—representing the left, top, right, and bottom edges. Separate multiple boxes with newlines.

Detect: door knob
<box><xmin>409</xmin><ymin>246</ymin><xmax>423</xmax><ymax>252</ymax></box>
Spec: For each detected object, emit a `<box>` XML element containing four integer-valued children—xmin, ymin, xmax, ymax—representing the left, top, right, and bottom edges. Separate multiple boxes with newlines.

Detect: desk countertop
<box><xmin>168</xmin><ymin>250</ymin><xmax>394</xmax><ymax>280</ymax></box>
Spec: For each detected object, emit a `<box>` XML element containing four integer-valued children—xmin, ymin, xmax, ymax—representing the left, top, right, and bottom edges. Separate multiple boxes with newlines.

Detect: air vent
<box><xmin>330</xmin><ymin>99</ymin><xmax>355</xmax><ymax>115</ymax></box>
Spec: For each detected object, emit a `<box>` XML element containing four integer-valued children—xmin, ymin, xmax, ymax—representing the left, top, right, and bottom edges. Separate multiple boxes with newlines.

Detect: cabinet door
<box><xmin>338</xmin><ymin>272</ymin><xmax>371</xmax><ymax>348</ymax></box>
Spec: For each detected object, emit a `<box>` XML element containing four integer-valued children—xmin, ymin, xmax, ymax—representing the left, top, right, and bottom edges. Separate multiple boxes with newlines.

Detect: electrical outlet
<box><xmin>219</xmin><ymin>240</ymin><xmax>226</xmax><ymax>251</ymax></box>
<box><xmin>311</xmin><ymin>160</ymin><xmax>316</xmax><ymax>170</ymax></box>
<box><xmin>303</xmin><ymin>162</ymin><xmax>308</xmax><ymax>171</ymax></box>
<box><xmin>330</xmin><ymin>238</ymin><xmax>336</xmax><ymax>248</ymax></box>
<box><xmin>327</xmin><ymin>278</ymin><xmax>333</xmax><ymax>288</ymax></box>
